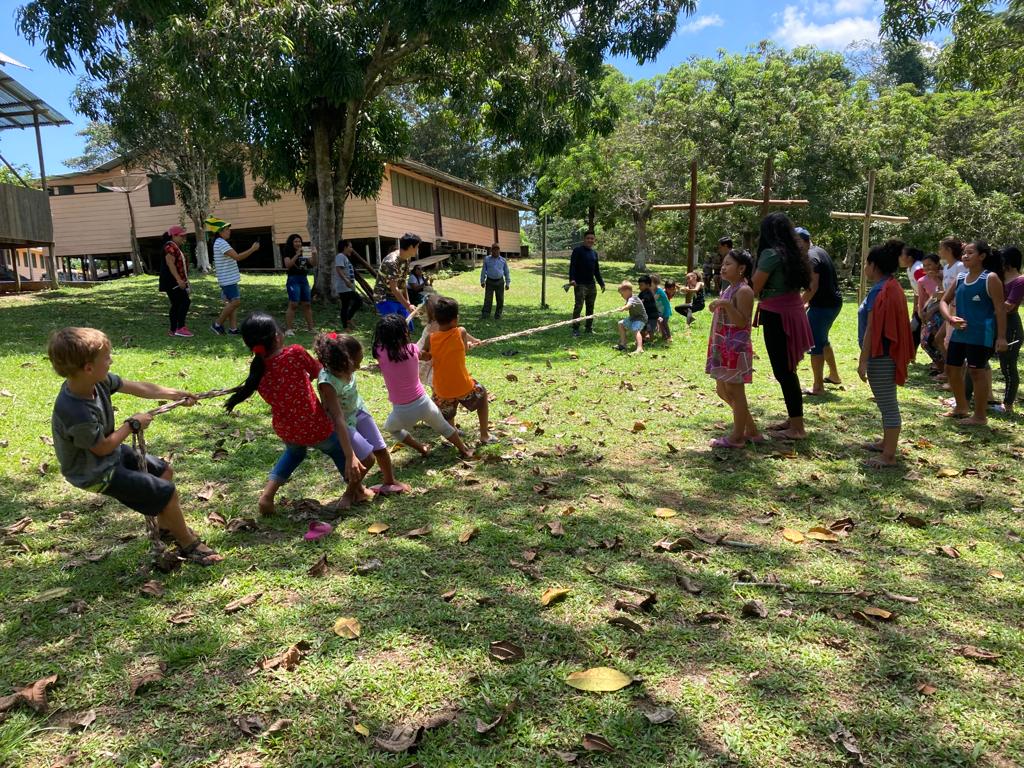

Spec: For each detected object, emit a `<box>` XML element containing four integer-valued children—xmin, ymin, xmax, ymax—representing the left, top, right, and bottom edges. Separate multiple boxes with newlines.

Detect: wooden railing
<box><xmin>0</xmin><ymin>183</ymin><xmax>53</xmax><ymax>246</ymax></box>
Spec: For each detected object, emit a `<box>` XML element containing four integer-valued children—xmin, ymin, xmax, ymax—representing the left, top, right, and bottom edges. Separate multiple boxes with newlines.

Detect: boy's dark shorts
<box><xmin>87</xmin><ymin>445</ymin><xmax>174</xmax><ymax>517</ymax></box>
<box><xmin>432</xmin><ymin>381</ymin><xmax>487</xmax><ymax>421</ymax></box>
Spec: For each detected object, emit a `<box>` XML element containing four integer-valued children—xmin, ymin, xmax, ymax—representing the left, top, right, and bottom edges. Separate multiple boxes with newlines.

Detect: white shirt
<box><xmin>906</xmin><ymin>260</ymin><xmax>925</xmax><ymax>296</ymax></box>
<box><xmin>213</xmin><ymin>237</ymin><xmax>240</xmax><ymax>287</ymax></box>
<box><xmin>943</xmin><ymin>260</ymin><xmax>968</xmax><ymax>291</ymax></box>
<box><xmin>333</xmin><ymin>252</ymin><xmax>355</xmax><ymax>294</ymax></box>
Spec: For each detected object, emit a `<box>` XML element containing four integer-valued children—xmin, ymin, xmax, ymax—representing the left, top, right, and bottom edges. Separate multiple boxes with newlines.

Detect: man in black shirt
<box><xmin>797</xmin><ymin>227</ymin><xmax>843</xmax><ymax>395</ymax></box>
<box><xmin>568</xmin><ymin>230</ymin><xmax>605</xmax><ymax>336</ymax></box>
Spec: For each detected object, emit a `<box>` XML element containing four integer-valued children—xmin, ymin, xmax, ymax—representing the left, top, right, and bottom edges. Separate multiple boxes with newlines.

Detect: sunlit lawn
<box><xmin>0</xmin><ymin>260</ymin><xmax>1021</xmax><ymax>767</ymax></box>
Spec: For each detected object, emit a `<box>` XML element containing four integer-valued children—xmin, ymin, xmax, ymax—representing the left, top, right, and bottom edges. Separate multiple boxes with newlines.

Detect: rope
<box><xmin>473</xmin><ymin>309</ymin><xmax>621</xmax><ymax>348</ymax></box>
<box><xmin>146</xmin><ymin>386</ymin><xmax>240</xmax><ymax>416</ymax></box>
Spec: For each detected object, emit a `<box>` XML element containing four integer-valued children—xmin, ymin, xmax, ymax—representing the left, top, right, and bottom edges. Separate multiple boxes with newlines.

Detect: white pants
<box><xmin>383</xmin><ymin>394</ymin><xmax>456</xmax><ymax>440</ymax></box>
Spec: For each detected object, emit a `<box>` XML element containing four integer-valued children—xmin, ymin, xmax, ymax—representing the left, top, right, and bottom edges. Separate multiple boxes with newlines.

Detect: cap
<box><xmin>167</xmin><ymin>225</ymin><xmax>187</xmax><ymax>237</ymax></box>
<box><xmin>794</xmin><ymin>227</ymin><xmax>811</xmax><ymax>241</ymax></box>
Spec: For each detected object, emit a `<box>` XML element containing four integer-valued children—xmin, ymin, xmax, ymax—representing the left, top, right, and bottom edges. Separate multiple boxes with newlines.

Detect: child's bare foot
<box><xmin>257</xmin><ymin>496</ymin><xmax>275</xmax><ymax>516</ymax></box>
<box><xmin>769</xmin><ymin>428</ymin><xmax>807</xmax><ymax>440</ymax></box>
<box><xmin>824</xmin><ymin>376</ymin><xmax>842</xmax><ymax>385</ymax></box>
<box><xmin>941</xmin><ymin>409</ymin><xmax>969</xmax><ymax>418</ymax></box>
<box><xmin>630</xmin><ymin>347</ymin><xmax>644</xmax><ymax>355</ymax></box>
<box><xmin>862</xmin><ymin>456</ymin><xmax>899</xmax><ymax>469</ymax></box>
<box><xmin>479</xmin><ymin>435</ymin><xmax>498</xmax><ymax>446</ymax></box>
<box><xmin>958</xmin><ymin>416</ymin><xmax>988</xmax><ymax>426</ymax></box>
<box><xmin>352</xmin><ymin>486</ymin><xmax>376</xmax><ymax>504</ymax></box>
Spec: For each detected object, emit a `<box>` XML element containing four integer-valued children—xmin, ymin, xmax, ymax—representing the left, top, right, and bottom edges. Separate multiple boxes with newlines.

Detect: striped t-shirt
<box><xmin>213</xmin><ymin>237</ymin><xmax>240</xmax><ymax>287</ymax></box>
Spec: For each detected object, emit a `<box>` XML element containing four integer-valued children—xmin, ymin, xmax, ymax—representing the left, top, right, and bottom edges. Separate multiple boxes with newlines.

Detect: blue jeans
<box><xmin>807</xmin><ymin>304</ymin><xmax>842</xmax><ymax>355</ymax></box>
<box><xmin>286</xmin><ymin>274</ymin><xmax>311</xmax><ymax>303</ymax></box>
<box><xmin>270</xmin><ymin>433</ymin><xmax>347</xmax><ymax>483</ymax></box>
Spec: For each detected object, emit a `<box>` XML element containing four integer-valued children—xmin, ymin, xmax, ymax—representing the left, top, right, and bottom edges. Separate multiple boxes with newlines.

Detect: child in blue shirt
<box><xmin>652</xmin><ymin>274</ymin><xmax>673</xmax><ymax>341</ymax></box>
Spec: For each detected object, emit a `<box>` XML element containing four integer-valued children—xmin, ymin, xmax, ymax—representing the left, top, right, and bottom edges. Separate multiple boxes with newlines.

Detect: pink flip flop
<box><xmin>710</xmin><ymin>437</ymin><xmax>745</xmax><ymax>450</ymax></box>
<box><xmin>370</xmin><ymin>483</ymin><xmax>411</xmax><ymax>496</ymax></box>
<box><xmin>304</xmin><ymin>520</ymin><xmax>333</xmax><ymax>541</ymax></box>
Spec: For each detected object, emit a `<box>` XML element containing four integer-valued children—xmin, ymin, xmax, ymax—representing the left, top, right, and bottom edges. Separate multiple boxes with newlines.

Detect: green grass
<box><xmin>1</xmin><ymin>260</ymin><xmax>1022</xmax><ymax>768</ymax></box>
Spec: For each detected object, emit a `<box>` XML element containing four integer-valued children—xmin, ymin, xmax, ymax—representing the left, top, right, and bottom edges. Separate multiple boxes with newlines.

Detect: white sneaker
<box><xmin>284</xmin><ymin>329</ymin><xmax>296</xmax><ymax>337</ymax></box>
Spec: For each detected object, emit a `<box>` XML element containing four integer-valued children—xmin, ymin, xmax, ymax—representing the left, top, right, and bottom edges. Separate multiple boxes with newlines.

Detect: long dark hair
<box><xmin>315</xmin><ymin>332</ymin><xmax>362</xmax><ymax>374</ymax></box>
<box><xmin>973</xmin><ymin>239</ymin><xmax>1003</xmax><ymax>282</ymax></box>
<box><xmin>867</xmin><ymin>239</ymin><xmax>904</xmax><ymax>276</ymax></box>
<box><xmin>286</xmin><ymin>234</ymin><xmax>303</xmax><ymax>254</ymax></box>
<box><xmin>224</xmin><ymin>312</ymin><xmax>280</xmax><ymax>411</ymax></box>
<box><xmin>756</xmin><ymin>212</ymin><xmax>810</xmax><ymax>291</ymax></box>
<box><xmin>372</xmin><ymin>313</ymin><xmax>412</xmax><ymax>363</ymax></box>
<box><xmin>1000</xmin><ymin>245</ymin><xmax>1022</xmax><ymax>273</ymax></box>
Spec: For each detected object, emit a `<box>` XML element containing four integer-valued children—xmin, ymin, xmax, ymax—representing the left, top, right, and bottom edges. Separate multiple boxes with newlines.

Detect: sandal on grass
<box><xmin>371</xmin><ymin>482</ymin><xmax>411</xmax><ymax>496</ymax></box>
<box><xmin>710</xmin><ymin>436</ymin><xmax>745</xmax><ymax>449</ymax></box>
<box><xmin>824</xmin><ymin>377</ymin><xmax>842</xmax><ymax>385</ymax></box>
<box><xmin>178</xmin><ymin>538</ymin><xmax>223</xmax><ymax>566</ymax></box>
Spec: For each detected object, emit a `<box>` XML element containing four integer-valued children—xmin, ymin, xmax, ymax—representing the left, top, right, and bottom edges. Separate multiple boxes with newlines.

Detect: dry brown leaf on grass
<box><xmin>226</xmin><ymin>517</ymin><xmax>258</xmax><ymax>533</ymax></box>
<box><xmin>307</xmin><ymin>554</ymin><xmax>329</xmax><ymax>577</ymax></box>
<box><xmin>522</xmin><ymin>549</ymin><xmax>538</xmax><ymax>562</ymax></box>
<box><xmin>634</xmin><ymin>697</ymin><xmax>675</xmax><ymax>724</ymax></box>
<box><xmin>652</xmin><ymin>537</ymin><xmax>695</xmax><ymax>552</ymax></box>
<box><xmin>129</xmin><ymin>664</ymin><xmax>165</xmax><ymax>697</ymax></box>
<box><xmin>355</xmin><ymin>558</ymin><xmax>384</xmax><ymax>574</ymax></box>
<box><xmin>936</xmin><ymin>467</ymin><xmax>960</xmax><ymax>478</ymax></box>
<box><xmin>0</xmin><ymin>674</ymin><xmax>58</xmax><ymax>714</ymax></box>
<box><xmin>458</xmin><ymin>526</ymin><xmax>479</xmax><ymax>544</ymax></box>
<box><xmin>253</xmin><ymin>641</ymin><xmax>311</xmax><ymax>673</ymax></box>
<box><xmin>547</xmin><ymin>519</ymin><xmax>565</xmax><ymax>537</ymax></box>
<box><xmin>899</xmin><ymin>514</ymin><xmax>929</xmax><ymax>529</ymax></box>
<box><xmin>957</xmin><ymin>645</ymin><xmax>1001</xmax><ymax>662</ymax></box>
<box><xmin>1</xmin><ymin>517</ymin><xmax>32</xmax><ymax>536</ymax></box>
<box><xmin>488</xmin><ymin>640</ymin><xmax>525</xmax><ymax>663</ymax></box>
<box><xmin>938</xmin><ymin>545</ymin><xmax>961</xmax><ymax>559</ymax></box>
<box><xmin>781</xmin><ymin>528</ymin><xmax>805</xmax><ymax>543</ymax></box>
<box><xmin>806</xmin><ymin>527</ymin><xmax>840</xmax><ymax>542</ymax></box>
<box><xmin>608</xmin><ymin>615</ymin><xmax>644</xmax><ymax>633</ymax></box>
<box><xmin>861</xmin><ymin>607</ymin><xmax>895</xmax><ymax>621</ymax></box>
<box><xmin>140</xmin><ymin>580</ymin><xmax>164</xmax><ymax>598</ymax></box>
<box><xmin>631</xmin><ymin>421</ymin><xmax>646</xmax><ymax>433</ymax></box>
<box><xmin>828</xmin><ymin>723</ymin><xmax>865</xmax><ymax>765</ymax></box>
<box><xmin>988</xmin><ymin>568</ymin><xmax>1005</xmax><ymax>580</ymax></box>
<box><xmin>582</xmin><ymin>733</ymin><xmax>616</xmax><ymax>753</ymax></box>
<box><xmin>167</xmin><ymin>610</ymin><xmax>195</xmax><ymax>625</ymax></box>
<box><xmin>196</xmin><ymin>482</ymin><xmax>225</xmax><ymax>502</ymax></box>
<box><xmin>540</xmin><ymin>587</ymin><xmax>569</xmax><ymax>606</ymax></box>
<box><xmin>695</xmin><ymin>611</ymin><xmax>732</xmax><ymax>625</ymax></box>
<box><xmin>225</xmin><ymin>592</ymin><xmax>263</xmax><ymax>614</ymax></box>
<box><xmin>564</xmin><ymin>667</ymin><xmax>632</xmax><ymax>692</ymax></box>
<box><xmin>206</xmin><ymin>510</ymin><xmax>226</xmax><ymax>528</ymax></box>
<box><xmin>741</xmin><ymin>600</ymin><xmax>768</xmax><ymax>619</ymax></box>
<box><xmin>828</xmin><ymin>517</ymin><xmax>855</xmax><ymax>533</ymax></box>
<box><xmin>333</xmin><ymin>617</ymin><xmax>361</xmax><ymax>639</ymax></box>
<box><xmin>440</xmin><ymin>589</ymin><xmax>457</xmax><ymax>602</ymax></box>
<box><xmin>374</xmin><ymin>723</ymin><xmax>423</xmax><ymax>753</ymax></box>
<box><xmin>916</xmin><ymin>682</ymin><xmax>938</xmax><ymax>696</ymax></box>
<box><xmin>403</xmin><ymin>525</ymin><xmax>432</xmax><ymax>538</ymax></box>
<box><xmin>653</xmin><ymin>507</ymin><xmax>677</xmax><ymax>518</ymax></box>
<box><xmin>30</xmin><ymin>587</ymin><xmax>71</xmax><ymax>603</ymax></box>
<box><xmin>367</xmin><ymin>522</ymin><xmax>390</xmax><ymax>535</ymax></box>
<box><xmin>475</xmin><ymin>698</ymin><xmax>518</xmax><ymax>735</ymax></box>
<box><xmin>676</xmin><ymin>574</ymin><xmax>703</xmax><ymax>594</ymax></box>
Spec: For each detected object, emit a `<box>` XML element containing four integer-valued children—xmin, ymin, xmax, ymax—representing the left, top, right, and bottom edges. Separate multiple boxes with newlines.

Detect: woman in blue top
<box><xmin>283</xmin><ymin>233</ymin><xmax>317</xmax><ymax>336</ymax></box>
<box><xmin>939</xmin><ymin>239</ymin><xmax>1007</xmax><ymax>426</ymax></box>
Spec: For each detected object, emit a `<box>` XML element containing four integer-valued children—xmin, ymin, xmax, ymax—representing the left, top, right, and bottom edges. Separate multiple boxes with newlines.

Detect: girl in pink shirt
<box><xmin>372</xmin><ymin>314</ymin><xmax>473</xmax><ymax>459</ymax></box>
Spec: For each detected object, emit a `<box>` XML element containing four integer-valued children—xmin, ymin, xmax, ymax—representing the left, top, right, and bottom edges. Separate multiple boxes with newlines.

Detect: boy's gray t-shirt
<box><xmin>626</xmin><ymin>295</ymin><xmax>648</xmax><ymax>323</ymax></box>
<box><xmin>51</xmin><ymin>373</ymin><xmax>123</xmax><ymax>488</ymax></box>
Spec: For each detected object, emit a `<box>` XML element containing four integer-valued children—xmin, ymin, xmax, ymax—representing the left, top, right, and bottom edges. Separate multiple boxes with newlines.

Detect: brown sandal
<box><xmin>178</xmin><ymin>538</ymin><xmax>223</xmax><ymax>566</ymax></box>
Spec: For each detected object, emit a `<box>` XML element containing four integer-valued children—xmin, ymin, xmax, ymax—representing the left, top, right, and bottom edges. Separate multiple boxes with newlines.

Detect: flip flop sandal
<box><xmin>370</xmin><ymin>483</ymin><xmax>410</xmax><ymax>496</ymax></box>
<box><xmin>178</xmin><ymin>538</ymin><xmax>222</xmax><ymax>566</ymax></box>
<box><xmin>710</xmin><ymin>437</ymin><xmax>745</xmax><ymax>449</ymax></box>
<box><xmin>304</xmin><ymin>521</ymin><xmax>333</xmax><ymax>541</ymax></box>
<box><xmin>824</xmin><ymin>377</ymin><xmax>842</xmax><ymax>385</ymax></box>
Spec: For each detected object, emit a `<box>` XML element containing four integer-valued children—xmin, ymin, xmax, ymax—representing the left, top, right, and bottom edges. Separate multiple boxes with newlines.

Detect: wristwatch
<box><xmin>126</xmin><ymin>417</ymin><xmax>142</xmax><ymax>433</ymax></box>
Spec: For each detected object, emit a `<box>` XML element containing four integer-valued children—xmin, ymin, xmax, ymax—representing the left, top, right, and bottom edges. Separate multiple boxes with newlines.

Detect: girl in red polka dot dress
<box><xmin>225</xmin><ymin>311</ymin><xmax>355</xmax><ymax>515</ymax></box>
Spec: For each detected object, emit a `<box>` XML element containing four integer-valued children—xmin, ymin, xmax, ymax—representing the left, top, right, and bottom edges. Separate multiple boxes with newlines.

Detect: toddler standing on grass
<box><xmin>652</xmin><ymin>274</ymin><xmax>673</xmax><ymax>341</ymax></box>
<box><xmin>372</xmin><ymin>314</ymin><xmax>475</xmax><ymax>459</ymax></box>
<box><xmin>225</xmin><ymin>312</ymin><xmax>352</xmax><ymax>516</ymax></box>
<box><xmin>637</xmin><ymin>275</ymin><xmax>661</xmax><ymax>343</ymax></box>
<box><xmin>48</xmin><ymin>327</ymin><xmax>222</xmax><ymax>566</ymax></box>
<box><xmin>705</xmin><ymin>251</ymin><xmax>761</xmax><ymax>448</ymax></box>
<box><xmin>614</xmin><ymin>280</ymin><xmax>647</xmax><ymax>354</ymax></box>
<box><xmin>421</xmin><ymin>297</ymin><xmax>495</xmax><ymax>445</ymax></box>
<box><xmin>314</xmin><ymin>332</ymin><xmax>410</xmax><ymax>503</ymax></box>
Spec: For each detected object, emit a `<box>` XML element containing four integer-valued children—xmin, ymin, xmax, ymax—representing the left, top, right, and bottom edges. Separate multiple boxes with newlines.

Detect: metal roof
<box><xmin>0</xmin><ymin>67</ymin><xmax>71</xmax><ymax>131</ymax></box>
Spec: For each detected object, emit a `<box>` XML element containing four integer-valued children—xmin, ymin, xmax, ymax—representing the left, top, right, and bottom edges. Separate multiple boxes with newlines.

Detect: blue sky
<box><xmin>0</xmin><ymin>0</ymin><xmax>889</xmax><ymax>176</ymax></box>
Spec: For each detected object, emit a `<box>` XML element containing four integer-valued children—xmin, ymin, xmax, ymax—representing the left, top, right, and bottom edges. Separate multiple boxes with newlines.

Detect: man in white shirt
<box><xmin>334</xmin><ymin>239</ymin><xmax>360</xmax><ymax>330</ymax></box>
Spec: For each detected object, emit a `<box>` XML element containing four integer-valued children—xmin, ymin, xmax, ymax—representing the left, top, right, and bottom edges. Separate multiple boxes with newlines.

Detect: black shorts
<box><xmin>946</xmin><ymin>340</ymin><xmax>993</xmax><ymax>369</ymax></box>
<box><xmin>96</xmin><ymin>445</ymin><xmax>174</xmax><ymax>516</ymax></box>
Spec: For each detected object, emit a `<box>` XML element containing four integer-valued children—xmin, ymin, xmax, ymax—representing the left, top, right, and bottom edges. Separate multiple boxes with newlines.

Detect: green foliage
<box><xmin>62</xmin><ymin>120</ymin><xmax>121</xmax><ymax>170</ymax></box>
<box><xmin>0</xmin><ymin>160</ymin><xmax>36</xmax><ymax>187</ymax></box>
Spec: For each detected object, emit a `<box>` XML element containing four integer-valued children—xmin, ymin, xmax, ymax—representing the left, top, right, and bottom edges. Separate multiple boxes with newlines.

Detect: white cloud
<box><xmin>773</xmin><ymin>5</ymin><xmax>879</xmax><ymax>49</ymax></box>
<box><xmin>678</xmin><ymin>14</ymin><xmax>724</xmax><ymax>34</ymax></box>
<box><xmin>810</xmin><ymin>0</ymin><xmax>878</xmax><ymax>17</ymax></box>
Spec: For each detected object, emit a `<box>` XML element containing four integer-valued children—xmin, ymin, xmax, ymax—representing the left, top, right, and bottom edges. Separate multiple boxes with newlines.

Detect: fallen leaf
<box><xmin>899</xmin><ymin>514</ymin><xmax>928</xmax><ymax>529</ymax></box>
<box><xmin>332</xmin><ymin>616</ymin><xmax>361</xmax><ymax>639</ymax></box>
<box><xmin>1</xmin><ymin>517</ymin><xmax>32</xmax><ymax>536</ymax></box>
<box><xmin>255</xmin><ymin>641</ymin><xmax>310</xmax><ymax>673</ymax></box>
<box><xmin>564</xmin><ymin>667</ymin><xmax>632</xmax><ymax>692</ymax></box>
<box><xmin>475</xmin><ymin>698</ymin><xmax>517</xmax><ymax>735</ymax></box>
<box><xmin>634</xmin><ymin>697</ymin><xmax>675</xmax><ymax>724</ymax></box>
<box><xmin>957</xmin><ymin>645</ymin><xmax>1001</xmax><ymax>662</ymax></box>
<box><xmin>608</xmin><ymin>616</ymin><xmax>644</xmax><ymax>633</ymax></box>
<box><xmin>355</xmin><ymin>558</ymin><xmax>384</xmax><ymax>574</ymax></box>
<box><xmin>441</xmin><ymin>589</ymin><xmax>457</xmax><ymax>602</ymax></box>
<box><xmin>582</xmin><ymin>733</ymin><xmax>616</xmax><ymax>753</ymax></box>
<box><xmin>196</xmin><ymin>482</ymin><xmax>224</xmax><ymax>501</ymax></box>
<box><xmin>458</xmin><ymin>526</ymin><xmax>479</xmax><ymax>544</ymax></box>
<box><xmin>522</xmin><ymin>549</ymin><xmax>538</xmax><ymax>562</ymax></box>
<box><xmin>488</xmin><ymin>640</ymin><xmax>525</xmax><ymax>663</ymax></box>
<box><xmin>226</xmin><ymin>517</ymin><xmax>258</xmax><ymax>533</ymax></box>
<box><xmin>652</xmin><ymin>537</ymin><xmax>695</xmax><ymax>552</ymax></box>
<box><xmin>741</xmin><ymin>600</ymin><xmax>768</xmax><ymax>619</ymax></box>
<box><xmin>64</xmin><ymin>709</ymin><xmax>96</xmax><ymax>731</ymax></box>
<box><xmin>938</xmin><ymin>545</ymin><xmax>961</xmax><ymax>559</ymax></box>
<box><xmin>547</xmin><ymin>519</ymin><xmax>565</xmax><ymax>537</ymax></box>
<box><xmin>540</xmin><ymin>587</ymin><xmax>569</xmax><ymax>606</ymax></box>
<box><xmin>374</xmin><ymin>723</ymin><xmax>422</xmax><ymax>753</ymax></box>
<box><xmin>353</xmin><ymin>722</ymin><xmax>371</xmax><ymax>737</ymax></box>
<box><xmin>307</xmin><ymin>554</ymin><xmax>329</xmax><ymax>577</ymax></box>
<box><xmin>211</xmin><ymin>448</ymin><xmax>230</xmax><ymax>462</ymax></box>
<box><xmin>676</xmin><ymin>575</ymin><xmax>703</xmax><ymax>594</ymax></box>
<box><xmin>225</xmin><ymin>592</ymin><xmax>262</xmax><ymax>614</ymax></box>
<box><xmin>235</xmin><ymin>714</ymin><xmax>266</xmax><ymax>737</ymax></box>
<box><xmin>631</xmin><ymin>421</ymin><xmax>646</xmax><ymax>433</ymax></box>
<box><xmin>367</xmin><ymin>522</ymin><xmax>390</xmax><ymax>535</ymax></box>
<box><xmin>140</xmin><ymin>580</ymin><xmax>164</xmax><ymax>598</ymax></box>
<box><xmin>988</xmin><ymin>569</ymin><xmax>1005</xmax><ymax>580</ymax></box>
<box><xmin>653</xmin><ymin>507</ymin><xmax>677</xmax><ymax>518</ymax></box>
<box><xmin>916</xmin><ymin>682</ymin><xmax>937</xmax><ymax>696</ymax></box>
<box><xmin>936</xmin><ymin>467</ymin><xmax>960</xmax><ymax>478</ymax></box>
<box><xmin>167</xmin><ymin>610</ymin><xmax>195</xmax><ymax>625</ymax></box>
<box><xmin>0</xmin><ymin>674</ymin><xmax>58</xmax><ymax>714</ymax></box>
<box><xmin>264</xmin><ymin>718</ymin><xmax>291</xmax><ymax>735</ymax></box>
<box><xmin>207</xmin><ymin>511</ymin><xmax>226</xmax><ymax>527</ymax></box>
<box><xmin>805</xmin><ymin>527</ymin><xmax>840</xmax><ymax>542</ymax></box>
<box><xmin>694</xmin><ymin>611</ymin><xmax>732</xmax><ymax>624</ymax></box>
<box><xmin>666</xmin><ymin>442</ymin><xmax>679</xmax><ymax>454</ymax></box>
<box><xmin>129</xmin><ymin>665</ymin><xmax>165</xmax><ymax>697</ymax></box>
<box><xmin>781</xmin><ymin>528</ymin><xmax>805</xmax><ymax>543</ymax></box>
<box><xmin>506</xmin><ymin>373</ymin><xmax>518</xmax><ymax>382</ymax></box>
<box><xmin>861</xmin><ymin>606</ymin><xmax>895</xmax><ymax>621</ymax></box>
<box><xmin>828</xmin><ymin>517</ymin><xmax>855</xmax><ymax>533</ymax></box>
<box><xmin>828</xmin><ymin>723</ymin><xmax>864</xmax><ymax>765</ymax></box>
<box><xmin>555</xmin><ymin>750</ymin><xmax>579</xmax><ymax>763</ymax></box>
<box><xmin>403</xmin><ymin>525</ymin><xmax>432</xmax><ymax>538</ymax></box>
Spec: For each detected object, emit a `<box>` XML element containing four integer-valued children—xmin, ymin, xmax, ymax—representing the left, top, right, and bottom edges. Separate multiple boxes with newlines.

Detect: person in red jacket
<box><xmin>857</xmin><ymin>240</ymin><xmax>913</xmax><ymax>468</ymax></box>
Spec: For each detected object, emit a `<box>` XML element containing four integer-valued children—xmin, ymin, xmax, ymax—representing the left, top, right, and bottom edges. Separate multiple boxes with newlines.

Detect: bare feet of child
<box><xmin>862</xmin><ymin>456</ymin><xmax>900</xmax><ymax>469</ymax></box>
<box><xmin>958</xmin><ymin>416</ymin><xmax>988</xmax><ymax>426</ymax></box>
<box><xmin>258</xmin><ymin>495</ymin><xmax>275</xmax><ymax>516</ymax></box>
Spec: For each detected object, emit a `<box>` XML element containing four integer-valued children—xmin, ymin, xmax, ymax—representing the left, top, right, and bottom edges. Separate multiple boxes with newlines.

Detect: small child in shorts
<box><xmin>47</xmin><ymin>327</ymin><xmax>222</xmax><ymax>565</ymax></box>
<box><xmin>652</xmin><ymin>274</ymin><xmax>673</xmax><ymax>341</ymax></box>
<box><xmin>615</xmin><ymin>280</ymin><xmax>648</xmax><ymax>354</ymax></box>
<box><xmin>637</xmin><ymin>275</ymin><xmax>661</xmax><ymax>342</ymax></box>
<box><xmin>421</xmin><ymin>296</ymin><xmax>494</xmax><ymax>445</ymax></box>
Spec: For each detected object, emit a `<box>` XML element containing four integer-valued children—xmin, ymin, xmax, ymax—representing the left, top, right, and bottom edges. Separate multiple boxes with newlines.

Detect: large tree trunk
<box><xmin>126</xmin><ymin>193</ymin><xmax>142</xmax><ymax>275</ymax></box>
<box><xmin>311</xmin><ymin>112</ymin><xmax>337</xmax><ymax>301</ymax></box>
<box><xmin>633</xmin><ymin>210</ymin><xmax>649</xmax><ymax>272</ymax></box>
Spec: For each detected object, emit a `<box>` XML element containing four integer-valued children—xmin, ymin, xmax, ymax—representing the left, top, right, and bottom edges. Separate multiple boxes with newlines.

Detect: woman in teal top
<box><xmin>939</xmin><ymin>239</ymin><xmax>1007</xmax><ymax>426</ymax></box>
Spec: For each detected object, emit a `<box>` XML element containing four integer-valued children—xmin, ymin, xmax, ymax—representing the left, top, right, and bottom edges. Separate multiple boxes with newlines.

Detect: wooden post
<box><xmin>760</xmin><ymin>156</ymin><xmax>774</xmax><ymax>218</ymax></box>
<box><xmin>540</xmin><ymin>213</ymin><xmax>548</xmax><ymax>308</ymax></box>
<box><xmin>33</xmin><ymin>111</ymin><xmax>59</xmax><ymax>289</ymax></box>
<box><xmin>859</xmin><ymin>170</ymin><xmax>876</xmax><ymax>302</ymax></box>
<box><xmin>687</xmin><ymin>160</ymin><xmax>698</xmax><ymax>272</ymax></box>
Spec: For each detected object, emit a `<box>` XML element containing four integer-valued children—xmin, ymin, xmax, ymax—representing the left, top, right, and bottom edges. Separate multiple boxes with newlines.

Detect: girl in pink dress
<box><xmin>707</xmin><ymin>250</ymin><xmax>761</xmax><ymax>448</ymax></box>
